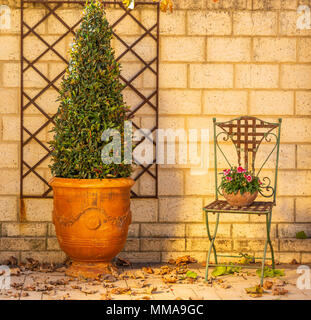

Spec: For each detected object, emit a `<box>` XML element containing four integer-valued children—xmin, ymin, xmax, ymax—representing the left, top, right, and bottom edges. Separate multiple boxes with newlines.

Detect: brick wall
<box><xmin>1</xmin><ymin>0</ymin><xmax>311</xmax><ymax>264</ymax></box>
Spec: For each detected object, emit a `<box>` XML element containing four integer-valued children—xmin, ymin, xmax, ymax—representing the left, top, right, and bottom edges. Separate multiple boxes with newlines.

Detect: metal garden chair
<box><xmin>204</xmin><ymin>116</ymin><xmax>282</xmax><ymax>286</ymax></box>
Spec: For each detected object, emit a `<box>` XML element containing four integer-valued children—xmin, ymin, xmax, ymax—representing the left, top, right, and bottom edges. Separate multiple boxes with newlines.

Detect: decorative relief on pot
<box><xmin>81</xmin><ymin>208</ymin><xmax>102</xmax><ymax>230</ymax></box>
<box><xmin>54</xmin><ymin>206</ymin><xmax>131</xmax><ymax>229</ymax></box>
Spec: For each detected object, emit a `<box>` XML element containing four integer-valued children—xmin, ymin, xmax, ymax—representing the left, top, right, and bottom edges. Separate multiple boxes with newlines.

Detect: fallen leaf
<box><xmin>272</xmin><ymin>287</ymin><xmax>288</xmax><ymax>296</ymax></box>
<box><xmin>135</xmin><ymin>271</ymin><xmax>145</xmax><ymax>279</ymax></box>
<box><xmin>115</xmin><ymin>257</ymin><xmax>131</xmax><ymax>267</ymax></box>
<box><xmin>102</xmin><ymin>274</ymin><xmax>117</xmax><ymax>282</ymax></box>
<box><xmin>81</xmin><ymin>288</ymin><xmax>98</xmax><ymax>295</ymax></box>
<box><xmin>245</xmin><ymin>284</ymin><xmax>264</xmax><ymax>298</ymax></box>
<box><xmin>71</xmin><ymin>285</ymin><xmax>81</xmax><ymax>290</ymax></box>
<box><xmin>274</xmin><ymin>279</ymin><xmax>286</xmax><ymax>287</ymax></box>
<box><xmin>263</xmin><ymin>281</ymin><xmax>273</xmax><ymax>290</ymax></box>
<box><xmin>142</xmin><ymin>267</ymin><xmax>153</xmax><ymax>274</ymax></box>
<box><xmin>9</xmin><ymin>267</ymin><xmax>21</xmax><ymax>276</ymax></box>
<box><xmin>168</xmin><ymin>259</ymin><xmax>176</xmax><ymax>265</ymax></box>
<box><xmin>9</xmin><ymin>256</ymin><xmax>18</xmax><ymax>266</ymax></box>
<box><xmin>145</xmin><ymin>286</ymin><xmax>157</xmax><ymax>294</ymax></box>
<box><xmin>175</xmin><ymin>255</ymin><xmax>197</xmax><ymax>266</ymax></box>
<box><xmin>55</xmin><ymin>267</ymin><xmax>66</xmax><ymax>273</ymax></box>
<box><xmin>100</xmin><ymin>293</ymin><xmax>112</xmax><ymax>300</ymax></box>
<box><xmin>162</xmin><ymin>274</ymin><xmax>177</xmax><ymax>283</ymax></box>
<box><xmin>110</xmin><ymin>287</ymin><xmax>132</xmax><ymax>295</ymax></box>
<box><xmin>256</xmin><ymin>267</ymin><xmax>285</xmax><ymax>278</ymax></box>
<box><xmin>134</xmin><ymin>281</ymin><xmax>148</xmax><ymax>289</ymax></box>
<box><xmin>186</xmin><ymin>270</ymin><xmax>198</xmax><ymax>279</ymax></box>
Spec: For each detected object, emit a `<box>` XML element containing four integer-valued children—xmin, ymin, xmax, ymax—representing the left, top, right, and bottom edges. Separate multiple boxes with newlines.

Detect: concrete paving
<box><xmin>0</xmin><ymin>263</ymin><xmax>310</xmax><ymax>300</ymax></box>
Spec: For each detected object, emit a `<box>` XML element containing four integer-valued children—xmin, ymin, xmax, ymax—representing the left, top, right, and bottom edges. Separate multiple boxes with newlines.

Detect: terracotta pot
<box><xmin>223</xmin><ymin>189</ymin><xmax>258</xmax><ymax>207</ymax></box>
<box><xmin>50</xmin><ymin>177</ymin><xmax>134</xmax><ymax>279</ymax></box>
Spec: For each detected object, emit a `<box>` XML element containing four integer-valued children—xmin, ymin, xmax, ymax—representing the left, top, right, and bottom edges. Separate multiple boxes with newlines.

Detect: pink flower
<box><xmin>245</xmin><ymin>175</ymin><xmax>252</xmax><ymax>182</ymax></box>
<box><xmin>223</xmin><ymin>169</ymin><xmax>231</xmax><ymax>176</ymax></box>
<box><xmin>237</xmin><ymin>166</ymin><xmax>245</xmax><ymax>173</ymax></box>
<box><xmin>259</xmin><ymin>179</ymin><xmax>263</xmax><ymax>185</ymax></box>
<box><xmin>226</xmin><ymin>176</ymin><xmax>232</xmax><ymax>181</ymax></box>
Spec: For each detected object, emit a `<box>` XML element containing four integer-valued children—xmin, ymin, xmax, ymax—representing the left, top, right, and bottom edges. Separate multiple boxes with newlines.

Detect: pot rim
<box><xmin>49</xmin><ymin>177</ymin><xmax>135</xmax><ymax>189</ymax></box>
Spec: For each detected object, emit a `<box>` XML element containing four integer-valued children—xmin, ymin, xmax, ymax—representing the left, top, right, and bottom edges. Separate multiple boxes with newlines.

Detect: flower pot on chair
<box><xmin>223</xmin><ymin>190</ymin><xmax>258</xmax><ymax>207</ymax></box>
<box><xmin>50</xmin><ymin>177</ymin><xmax>134</xmax><ymax>279</ymax></box>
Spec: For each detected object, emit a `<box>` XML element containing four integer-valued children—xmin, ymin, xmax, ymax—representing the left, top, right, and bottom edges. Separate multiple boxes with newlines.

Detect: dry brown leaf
<box><xmin>110</xmin><ymin>287</ymin><xmax>132</xmax><ymax>295</ymax></box>
<box><xmin>154</xmin><ymin>266</ymin><xmax>170</xmax><ymax>275</ymax></box>
<box><xmin>168</xmin><ymin>259</ymin><xmax>176</xmax><ymax>265</ymax></box>
<box><xmin>100</xmin><ymin>293</ymin><xmax>112</xmax><ymax>300</ymax></box>
<box><xmin>55</xmin><ymin>267</ymin><xmax>67</xmax><ymax>273</ymax></box>
<box><xmin>115</xmin><ymin>257</ymin><xmax>131</xmax><ymax>267</ymax></box>
<box><xmin>81</xmin><ymin>288</ymin><xmax>98</xmax><ymax>295</ymax></box>
<box><xmin>274</xmin><ymin>279</ymin><xmax>286</xmax><ymax>287</ymax></box>
<box><xmin>135</xmin><ymin>271</ymin><xmax>145</xmax><ymax>279</ymax></box>
<box><xmin>220</xmin><ymin>283</ymin><xmax>231</xmax><ymax>289</ymax></box>
<box><xmin>10</xmin><ymin>267</ymin><xmax>21</xmax><ymax>276</ymax></box>
<box><xmin>245</xmin><ymin>284</ymin><xmax>264</xmax><ymax>298</ymax></box>
<box><xmin>175</xmin><ymin>255</ymin><xmax>197</xmax><ymax>266</ymax></box>
<box><xmin>49</xmin><ymin>279</ymin><xmax>69</xmax><ymax>286</ymax></box>
<box><xmin>102</xmin><ymin>274</ymin><xmax>117</xmax><ymax>282</ymax></box>
<box><xmin>263</xmin><ymin>281</ymin><xmax>273</xmax><ymax>290</ymax></box>
<box><xmin>272</xmin><ymin>287</ymin><xmax>288</xmax><ymax>296</ymax></box>
<box><xmin>71</xmin><ymin>285</ymin><xmax>81</xmax><ymax>290</ymax></box>
<box><xmin>134</xmin><ymin>281</ymin><xmax>148</xmax><ymax>289</ymax></box>
<box><xmin>162</xmin><ymin>274</ymin><xmax>177</xmax><ymax>283</ymax></box>
<box><xmin>175</xmin><ymin>265</ymin><xmax>188</xmax><ymax>274</ymax></box>
<box><xmin>9</xmin><ymin>256</ymin><xmax>18</xmax><ymax>266</ymax></box>
<box><xmin>142</xmin><ymin>267</ymin><xmax>154</xmax><ymax>274</ymax></box>
<box><xmin>145</xmin><ymin>286</ymin><xmax>157</xmax><ymax>294</ymax></box>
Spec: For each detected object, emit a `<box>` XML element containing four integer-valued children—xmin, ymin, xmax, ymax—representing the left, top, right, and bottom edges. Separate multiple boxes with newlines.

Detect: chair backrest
<box><xmin>213</xmin><ymin>116</ymin><xmax>282</xmax><ymax>204</ymax></box>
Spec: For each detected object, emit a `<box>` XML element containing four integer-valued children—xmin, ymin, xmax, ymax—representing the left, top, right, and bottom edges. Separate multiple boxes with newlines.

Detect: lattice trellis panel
<box><xmin>20</xmin><ymin>0</ymin><xmax>159</xmax><ymax>199</ymax></box>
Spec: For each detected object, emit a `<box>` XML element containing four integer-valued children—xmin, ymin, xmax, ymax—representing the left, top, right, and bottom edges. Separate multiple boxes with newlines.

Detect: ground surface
<box><xmin>1</xmin><ymin>262</ymin><xmax>310</xmax><ymax>300</ymax></box>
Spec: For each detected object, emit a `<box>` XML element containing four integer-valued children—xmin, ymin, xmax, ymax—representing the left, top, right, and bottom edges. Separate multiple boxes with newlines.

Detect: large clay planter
<box><xmin>223</xmin><ymin>190</ymin><xmax>258</xmax><ymax>207</ymax></box>
<box><xmin>50</xmin><ymin>177</ymin><xmax>134</xmax><ymax>279</ymax></box>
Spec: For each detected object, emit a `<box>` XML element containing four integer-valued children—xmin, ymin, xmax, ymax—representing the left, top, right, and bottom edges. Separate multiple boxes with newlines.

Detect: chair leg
<box><xmin>205</xmin><ymin>212</ymin><xmax>220</xmax><ymax>281</ymax></box>
<box><xmin>267</xmin><ymin>211</ymin><xmax>275</xmax><ymax>270</ymax></box>
<box><xmin>260</xmin><ymin>211</ymin><xmax>273</xmax><ymax>286</ymax></box>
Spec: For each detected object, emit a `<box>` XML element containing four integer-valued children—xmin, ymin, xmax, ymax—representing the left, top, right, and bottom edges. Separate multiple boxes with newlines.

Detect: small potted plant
<box><xmin>220</xmin><ymin>166</ymin><xmax>262</xmax><ymax>207</ymax></box>
<box><xmin>49</xmin><ymin>0</ymin><xmax>134</xmax><ymax>278</ymax></box>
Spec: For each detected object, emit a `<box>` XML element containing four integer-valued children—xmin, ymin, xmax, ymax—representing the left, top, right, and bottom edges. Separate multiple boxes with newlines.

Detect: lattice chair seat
<box><xmin>204</xmin><ymin>200</ymin><xmax>274</xmax><ymax>214</ymax></box>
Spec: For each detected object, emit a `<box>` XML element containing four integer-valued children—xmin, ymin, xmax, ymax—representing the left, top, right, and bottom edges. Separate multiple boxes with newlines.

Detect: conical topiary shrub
<box><xmin>49</xmin><ymin>0</ymin><xmax>135</xmax><ymax>279</ymax></box>
<box><xmin>50</xmin><ymin>0</ymin><xmax>132</xmax><ymax>179</ymax></box>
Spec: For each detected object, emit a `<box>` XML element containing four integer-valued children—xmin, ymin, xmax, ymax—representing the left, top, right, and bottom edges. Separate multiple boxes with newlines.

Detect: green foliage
<box><xmin>245</xmin><ymin>285</ymin><xmax>263</xmax><ymax>297</ymax></box>
<box><xmin>186</xmin><ymin>270</ymin><xmax>198</xmax><ymax>279</ymax></box>
<box><xmin>239</xmin><ymin>253</ymin><xmax>255</xmax><ymax>265</ymax></box>
<box><xmin>49</xmin><ymin>0</ymin><xmax>132</xmax><ymax>179</ymax></box>
<box><xmin>211</xmin><ymin>264</ymin><xmax>241</xmax><ymax>277</ymax></box>
<box><xmin>256</xmin><ymin>267</ymin><xmax>285</xmax><ymax>278</ymax></box>
<box><xmin>220</xmin><ymin>166</ymin><xmax>262</xmax><ymax>195</ymax></box>
<box><xmin>296</xmin><ymin>231</ymin><xmax>307</xmax><ymax>239</ymax></box>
